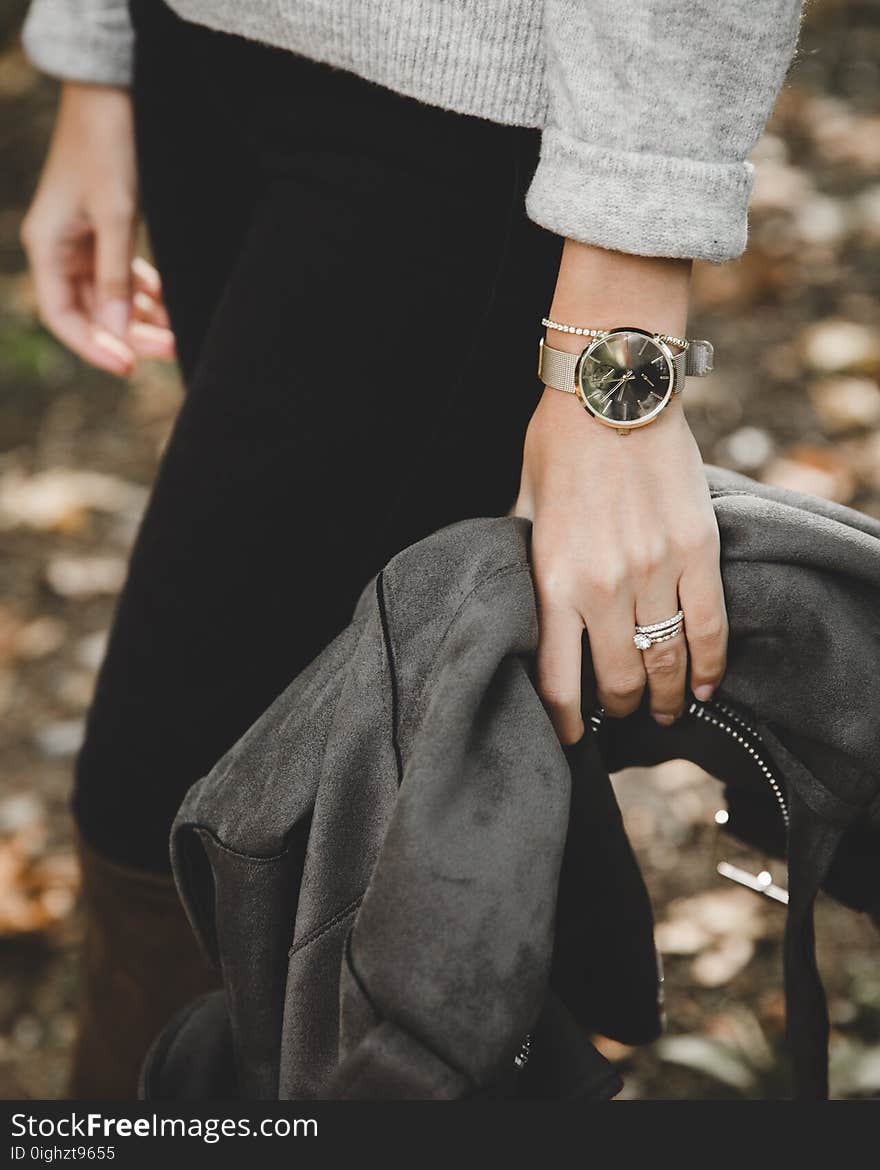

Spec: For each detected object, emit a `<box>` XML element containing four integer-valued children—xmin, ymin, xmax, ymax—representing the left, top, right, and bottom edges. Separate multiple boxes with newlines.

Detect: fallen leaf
<box><xmin>0</xmin><ymin>793</ymin><xmax>45</xmax><ymax>836</ymax></box>
<box><xmin>705</xmin><ymin>1008</ymin><xmax>774</xmax><ymax>1069</ymax></box>
<box><xmin>11</xmin><ymin>1017</ymin><xmax>42</xmax><ymax>1051</ymax></box>
<box><xmin>45</xmin><ymin>556</ymin><xmax>127</xmax><ymax>599</ymax></box>
<box><xmin>0</xmin><ymin>670</ymin><xmax>13</xmax><ymax>717</ymax></box>
<box><xmin>799</xmin><ymin>319</ymin><xmax>880</xmax><ymax>375</ymax></box>
<box><xmin>13</xmin><ymin>616</ymin><xmax>66</xmax><ymax>660</ymax></box>
<box><xmin>33</xmin><ymin>719</ymin><xmax>86</xmax><ymax>758</ymax></box>
<box><xmin>716</xmin><ymin>426</ymin><xmax>776</xmax><ymax>473</ymax></box>
<box><xmin>656</xmin><ymin>1034</ymin><xmax>757</xmax><ymax>1093</ymax></box>
<box><xmin>809</xmin><ymin>376</ymin><xmax>880</xmax><ymax>432</ymax></box>
<box><xmin>0</xmin><ymin>468</ymin><xmax>147</xmax><ymax>533</ymax></box>
<box><xmin>660</xmin><ymin>888</ymin><xmax>767</xmax><ymax>941</ymax></box>
<box><xmin>830</xmin><ymin>1039</ymin><xmax>880</xmax><ymax>1097</ymax></box>
<box><xmin>0</xmin><ymin>810</ymin><xmax>79</xmax><ymax>938</ymax></box>
<box><xmin>852</xmin><ymin>184</ymin><xmax>880</xmax><ymax>241</ymax></box>
<box><xmin>804</xmin><ymin>96</ymin><xmax>880</xmax><ymax>171</ymax></box>
<box><xmin>793</xmin><ymin>194</ymin><xmax>851</xmax><ymax>247</ymax></box>
<box><xmin>0</xmin><ymin>604</ymin><xmax>23</xmax><ymax>665</ymax></box>
<box><xmin>761</xmin><ymin>445</ymin><xmax>857</xmax><ymax>503</ymax></box>
<box><xmin>693</xmin><ymin>936</ymin><xmax>756</xmax><ymax>987</ymax></box>
<box><xmin>76</xmin><ymin>630</ymin><xmax>108</xmax><ymax>672</ymax></box>
<box><xmin>750</xmin><ymin>159</ymin><xmax>813</xmax><ymax>213</ymax></box>
<box><xmin>53</xmin><ymin>670</ymin><xmax>95</xmax><ymax>711</ymax></box>
<box><xmin>655</xmin><ymin>917</ymin><xmax>711</xmax><ymax>956</ymax></box>
<box><xmin>840</xmin><ymin>433</ymin><xmax>880</xmax><ymax>490</ymax></box>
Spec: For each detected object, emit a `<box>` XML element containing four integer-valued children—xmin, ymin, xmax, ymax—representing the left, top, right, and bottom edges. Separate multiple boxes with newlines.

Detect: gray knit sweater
<box><xmin>22</xmin><ymin>1</ymin><xmax>804</xmax><ymax>262</ymax></box>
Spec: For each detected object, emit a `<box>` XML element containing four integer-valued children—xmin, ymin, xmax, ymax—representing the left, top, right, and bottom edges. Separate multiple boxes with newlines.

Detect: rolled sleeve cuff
<box><xmin>22</xmin><ymin>19</ymin><xmax>133</xmax><ymax>87</ymax></box>
<box><xmin>525</xmin><ymin>127</ymin><xmax>756</xmax><ymax>263</ymax></box>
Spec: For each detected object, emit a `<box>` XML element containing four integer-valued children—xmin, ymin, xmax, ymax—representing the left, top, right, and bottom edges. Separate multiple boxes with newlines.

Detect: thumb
<box><xmin>94</xmin><ymin>208</ymin><xmax>135</xmax><ymax>339</ymax></box>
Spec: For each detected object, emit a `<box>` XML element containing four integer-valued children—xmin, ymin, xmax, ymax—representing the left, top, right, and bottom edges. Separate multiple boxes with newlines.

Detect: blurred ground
<box><xmin>0</xmin><ymin>0</ymin><xmax>878</xmax><ymax>1100</ymax></box>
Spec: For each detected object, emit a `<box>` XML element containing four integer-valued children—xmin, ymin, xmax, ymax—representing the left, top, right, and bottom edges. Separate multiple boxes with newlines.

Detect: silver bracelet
<box><xmin>541</xmin><ymin>317</ymin><xmax>690</xmax><ymax>351</ymax></box>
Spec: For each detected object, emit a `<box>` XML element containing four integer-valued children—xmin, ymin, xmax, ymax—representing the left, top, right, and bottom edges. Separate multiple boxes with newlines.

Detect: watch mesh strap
<box><xmin>537</xmin><ymin>337</ymin><xmax>713</xmax><ymax>394</ymax></box>
<box><xmin>686</xmin><ymin>339</ymin><xmax>714</xmax><ymax>376</ymax></box>
<box><xmin>537</xmin><ymin>341</ymin><xmax>579</xmax><ymax>394</ymax></box>
<box><xmin>673</xmin><ymin>350</ymin><xmax>687</xmax><ymax>389</ymax></box>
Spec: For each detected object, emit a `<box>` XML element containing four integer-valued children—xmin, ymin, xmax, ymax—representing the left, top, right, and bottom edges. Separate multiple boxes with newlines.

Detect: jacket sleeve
<box><xmin>22</xmin><ymin>0</ymin><xmax>133</xmax><ymax>86</ymax></box>
<box><xmin>525</xmin><ymin>1</ymin><xmax>804</xmax><ymax>262</ymax></box>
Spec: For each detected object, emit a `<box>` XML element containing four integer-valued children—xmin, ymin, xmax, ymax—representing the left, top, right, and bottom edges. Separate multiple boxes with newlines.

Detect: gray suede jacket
<box><xmin>147</xmin><ymin>468</ymin><xmax>880</xmax><ymax>1102</ymax></box>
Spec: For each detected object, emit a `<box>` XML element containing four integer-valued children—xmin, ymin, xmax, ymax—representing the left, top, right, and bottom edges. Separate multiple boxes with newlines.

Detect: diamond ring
<box><xmin>633</xmin><ymin>609</ymin><xmax>684</xmax><ymax>651</ymax></box>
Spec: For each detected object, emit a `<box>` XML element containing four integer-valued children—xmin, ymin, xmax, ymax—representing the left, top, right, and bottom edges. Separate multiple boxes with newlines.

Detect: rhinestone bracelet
<box><xmin>541</xmin><ymin>317</ymin><xmax>690</xmax><ymax>350</ymax></box>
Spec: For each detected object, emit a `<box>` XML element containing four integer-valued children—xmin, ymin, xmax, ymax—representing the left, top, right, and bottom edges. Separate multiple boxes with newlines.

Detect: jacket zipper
<box><xmin>688</xmin><ymin>698</ymin><xmax>789</xmax><ymax>904</ymax></box>
<box><xmin>687</xmin><ymin>697</ymin><xmax>789</xmax><ymax>828</ymax></box>
<box><xmin>590</xmin><ymin>698</ymin><xmax>790</xmax><ymax>903</ymax></box>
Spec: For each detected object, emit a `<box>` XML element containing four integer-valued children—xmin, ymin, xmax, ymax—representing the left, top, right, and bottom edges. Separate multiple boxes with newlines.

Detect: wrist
<box><xmin>534</xmin><ymin>381</ymin><xmax>687</xmax><ymax>440</ymax></box>
<box><xmin>549</xmin><ymin>240</ymin><xmax>692</xmax><ymax>351</ymax></box>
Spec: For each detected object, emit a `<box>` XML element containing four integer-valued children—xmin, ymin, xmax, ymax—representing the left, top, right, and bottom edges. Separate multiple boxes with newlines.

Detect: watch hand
<box><xmin>597</xmin><ymin>371</ymin><xmax>634</xmax><ymax>407</ymax></box>
<box><xmin>616</xmin><ymin>371</ymin><xmax>635</xmax><ymax>401</ymax></box>
<box><xmin>597</xmin><ymin>377</ymin><xmax>626</xmax><ymax>407</ymax></box>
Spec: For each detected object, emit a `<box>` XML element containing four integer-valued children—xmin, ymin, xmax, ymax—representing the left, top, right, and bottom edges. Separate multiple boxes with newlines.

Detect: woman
<box><xmin>20</xmin><ymin>0</ymin><xmax>804</xmax><ymax>1097</ymax></box>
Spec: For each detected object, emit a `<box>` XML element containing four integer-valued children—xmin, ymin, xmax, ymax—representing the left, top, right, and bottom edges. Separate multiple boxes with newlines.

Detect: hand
<box><xmin>515</xmin><ymin>241</ymin><xmax>728</xmax><ymax>744</ymax></box>
<box><xmin>20</xmin><ymin>82</ymin><xmax>175</xmax><ymax>375</ymax></box>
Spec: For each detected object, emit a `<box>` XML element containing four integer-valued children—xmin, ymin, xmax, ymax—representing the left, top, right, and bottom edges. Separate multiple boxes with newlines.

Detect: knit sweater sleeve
<box><xmin>22</xmin><ymin>0</ymin><xmax>133</xmax><ymax>87</ymax></box>
<box><xmin>525</xmin><ymin>1</ymin><xmax>805</xmax><ymax>263</ymax></box>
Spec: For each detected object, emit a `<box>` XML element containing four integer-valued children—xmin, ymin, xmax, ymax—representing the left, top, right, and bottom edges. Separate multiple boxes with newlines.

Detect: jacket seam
<box><xmin>288</xmin><ymin>894</ymin><xmax>364</xmax><ymax>958</ymax></box>
<box><xmin>183</xmin><ymin>823</ymin><xmax>298</xmax><ymax>864</ymax></box>
<box><xmin>340</xmin><ymin>937</ymin><xmax>476</xmax><ymax>1095</ymax></box>
<box><xmin>381</xmin><ymin>561</ymin><xmax>532</xmax><ymax>777</ymax></box>
<box><xmin>425</xmin><ymin>563</ymin><xmax>532</xmax><ymax>676</ymax></box>
<box><xmin>376</xmin><ymin>570</ymin><xmax>404</xmax><ymax>788</ymax></box>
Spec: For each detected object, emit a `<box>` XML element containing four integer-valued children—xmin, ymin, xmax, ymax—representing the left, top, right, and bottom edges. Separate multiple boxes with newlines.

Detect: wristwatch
<box><xmin>537</xmin><ymin>326</ymin><xmax>714</xmax><ymax>433</ymax></box>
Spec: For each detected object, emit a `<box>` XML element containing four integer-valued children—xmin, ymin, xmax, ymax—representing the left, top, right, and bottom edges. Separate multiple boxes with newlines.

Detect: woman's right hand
<box><xmin>514</xmin><ymin>240</ymin><xmax>728</xmax><ymax>745</ymax></box>
<box><xmin>21</xmin><ymin>81</ymin><xmax>174</xmax><ymax>375</ymax></box>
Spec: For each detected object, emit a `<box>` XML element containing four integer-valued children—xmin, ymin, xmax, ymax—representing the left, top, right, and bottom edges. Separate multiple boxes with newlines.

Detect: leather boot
<box><xmin>69</xmin><ymin>836</ymin><xmax>219</xmax><ymax>1099</ymax></box>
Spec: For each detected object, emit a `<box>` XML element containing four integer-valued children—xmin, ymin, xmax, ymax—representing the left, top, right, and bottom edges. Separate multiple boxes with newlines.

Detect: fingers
<box><xmin>582</xmin><ymin>582</ymin><xmax>647</xmax><ymax>720</ymax></box>
<box><xmin>534</xmin><ymin>601</ymin><xmax>586</xmax><ymax>745</ymax></box>
<box><xmin>94</xmin><ymin>205</ymin><xmax>136</xmax><ymax>338</ymax></box>
<box><xmin>679</xmin><ymin>542</ymin><xmax>728</xmax><ymax>704</ymax></box>
<box><xmin>22</xmin><ymin>209</ymin><xmax>137</xmax><ymax>374</ymax></box>
<box><xmin>534</xmin><ymin>544</ymin><xmax>726</xmax><ymax>738</ymax></box>
<box><xmin>26</xmin><ymin>238</ymin><xmax>172</xmax><ymax>369</ymax></box>
<box><xmin>635</xmin><ymin>587</ymin><xmax>687</xmax><ymax>725</ymax></box>
<box><xmin>28</xmin><ymin>251</ymin><xmax>134</xmax><ymax>375</ymax></box>
<box><xmin>131</xmin><ymin>255</ymin><xmax>162</xmax><ymax>299</ymax></box>
<box><xmin>130</xmin><ymin>257</ymin><xmax>175</xmax><ymax>358</ymax></box>
<box><xmin>128</xmin><ymin>320</ymin><xmax>176</xmax><ymax>361</ymax></box>
<box><xmin>132</xmin><ymin>258</ymin><xmax>170</xmax><ymax>325</ymax></box>
<box><xmin>133</xmin><ymin>290</ymin><xmax>171</xmax><ymax>328</ymax></box>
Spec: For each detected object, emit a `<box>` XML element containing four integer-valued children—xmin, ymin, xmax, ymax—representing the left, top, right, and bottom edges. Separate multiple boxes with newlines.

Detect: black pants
<box><xmin>75</xmin><ymin>0</ymin><xmax>563</xmax><ymax>872</ymax></box>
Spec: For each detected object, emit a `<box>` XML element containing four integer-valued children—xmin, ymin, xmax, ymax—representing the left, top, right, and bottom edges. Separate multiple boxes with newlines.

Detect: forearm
<box><xmin>548</xmin><ymin>241</ymin><xmax>692</xmax><ymax>348</ymax></box>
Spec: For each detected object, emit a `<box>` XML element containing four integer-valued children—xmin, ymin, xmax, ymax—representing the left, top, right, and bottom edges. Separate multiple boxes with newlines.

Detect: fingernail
<box><xmin>93</xmin><ymin>328</ymin><xmax>134</xmax><ymax>371</ymax></box>
<box><xmin>98</xmin><ymin>298</ymin><xmax>130</xmax><ymax>339</ymax></box>
<box><xmin>694</xmin><ymin>684</ymin><xmax>715</xmax><ymax>702</ymax></box>
<box><xmin>653</xmin><ymin>713</ymin><xmax>675</xmax><ymax>727</ymax></box>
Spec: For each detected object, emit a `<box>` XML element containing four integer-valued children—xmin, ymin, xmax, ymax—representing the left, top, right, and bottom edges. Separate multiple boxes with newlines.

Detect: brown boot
<box><xmin>69</xmin><ymin>836</ymin><xmax>220</xmax><ymax>1099</ymax></box>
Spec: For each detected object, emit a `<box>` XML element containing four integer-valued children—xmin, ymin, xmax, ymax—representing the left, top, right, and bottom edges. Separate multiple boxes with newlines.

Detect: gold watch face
<box><xmin>576</xmin><ymin>328</ymin><xmax>674</xmax><ymax>428</ymax></box>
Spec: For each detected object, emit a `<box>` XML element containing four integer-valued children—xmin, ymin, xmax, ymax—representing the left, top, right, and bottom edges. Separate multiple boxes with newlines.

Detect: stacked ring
<box><xmin>633</xmin><ymin>609</ymin><xmax>684</xmax><ymax>651</ymax></box>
